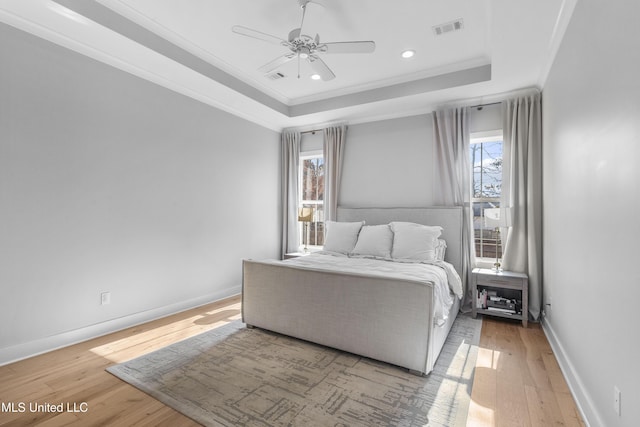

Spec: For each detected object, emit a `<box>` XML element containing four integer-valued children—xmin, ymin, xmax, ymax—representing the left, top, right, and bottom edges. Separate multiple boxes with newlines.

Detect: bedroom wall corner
<box><xmin>0</xmin><ymin>23</ymin><xmax>280</xmax><ymax>364</ymax></box>
<box><xmin>541</xmin><ymin>0</ymin><xmax>640</xmax><ymax>426</ymax></box>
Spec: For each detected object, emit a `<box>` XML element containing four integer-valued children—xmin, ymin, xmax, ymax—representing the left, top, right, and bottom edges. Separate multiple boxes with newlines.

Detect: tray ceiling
<box><xmin>0</xmin><ymin>0</ymin><xmax>576</xmax><ymax>130</ymax></box>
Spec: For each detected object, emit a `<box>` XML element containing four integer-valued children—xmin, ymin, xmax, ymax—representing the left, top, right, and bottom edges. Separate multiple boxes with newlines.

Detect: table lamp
<box><xmin>298</xmin><ymin>207</ymin><xmax>313</xmax><ymax>253</ymax></box>
<box><xmin>484</xmin><ymin>207</ymin><xmax>512</xmax><ymax>272</ymax></box>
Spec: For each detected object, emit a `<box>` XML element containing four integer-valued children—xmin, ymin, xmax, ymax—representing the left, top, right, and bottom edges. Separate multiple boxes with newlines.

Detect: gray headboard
<box><xmin>336</xmin><ymin>206</ymin><xmax>463</xmax><ymax>277</ymax></box>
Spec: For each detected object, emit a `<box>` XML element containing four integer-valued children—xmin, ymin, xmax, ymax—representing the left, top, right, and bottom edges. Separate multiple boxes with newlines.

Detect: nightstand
<box><xmin>283</xmin><ymin>252</ymin><xmax>310</xmax><ymax>259</ymax></box>
<box><xmin>472</xmin><ymin>268</ymin><xmax>529</xmax><ymax>327</ymax></box>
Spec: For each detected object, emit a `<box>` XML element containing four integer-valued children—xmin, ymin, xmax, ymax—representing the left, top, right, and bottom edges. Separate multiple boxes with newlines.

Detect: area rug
<box><xmin>107</xmin><ymin>315</ymin><xmax>481</xmax><ymax>426</ymax></box>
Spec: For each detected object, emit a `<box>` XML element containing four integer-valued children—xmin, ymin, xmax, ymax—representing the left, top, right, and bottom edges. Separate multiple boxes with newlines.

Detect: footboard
<box><xmin>242</xmin><ymin>259</ymin><xmax>436</xmax><ymax>374</ymax></box>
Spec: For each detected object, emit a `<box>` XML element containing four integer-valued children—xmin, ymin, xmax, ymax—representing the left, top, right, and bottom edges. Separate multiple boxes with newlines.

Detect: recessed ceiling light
<box><xmin>401</xmin><ymin>50</ymin><xmax>415</xmax><ymax>59</ymax></box>
<box><xmin>310</xmin><ymin>74</ymin><xmax>321</xmax><ymax>80</ymax></box>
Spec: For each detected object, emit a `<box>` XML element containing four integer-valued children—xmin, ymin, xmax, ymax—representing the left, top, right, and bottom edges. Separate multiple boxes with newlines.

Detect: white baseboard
<box><xmin>541</xmin><ymin>317</ymin><xmax>604</xmax><ymax>427</ymax></box>
<box><xmin>0</xmin><ymin>286</ymin><xmax>241</xmax><ymax>367</ymax></box>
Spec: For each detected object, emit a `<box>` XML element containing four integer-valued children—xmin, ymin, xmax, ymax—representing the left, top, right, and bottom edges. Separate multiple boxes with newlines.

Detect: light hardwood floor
<box><xmin>0</xmin><ymin>295</ymin><xmax>584</xmax><ymax>426</ymax></box>
<box><xmin>468</xmin><ymin>317</ymin><xmax>585</xmax><ymax>427</ymax></box>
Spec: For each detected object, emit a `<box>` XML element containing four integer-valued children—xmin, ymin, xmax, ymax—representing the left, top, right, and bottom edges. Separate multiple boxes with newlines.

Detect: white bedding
<box><xmin>273</xmin><ymin>252</ymin><xmax>462</xmax><ymax>326</ymax></box>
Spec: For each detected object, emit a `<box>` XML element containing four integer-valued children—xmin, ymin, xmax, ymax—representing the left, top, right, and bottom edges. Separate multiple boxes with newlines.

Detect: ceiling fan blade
<box><xmin>308</xmin><ymin>55</ymin><xmax>335</xmax><ymax>81</ymax></box>
<box><xmin>288</xmin><ymin>28</ymin><xmax>301</xmax><ymax>42</ymax></box>
<box><xmin>232</xmin><ymin>25</ymin><xmax>290</xmax><ymax>47</ymax></box>
<box><xmin>319</xmin><ymin>41</ymin><xmax>376</xmax><ymax>54</ymax></box>
<box><xmin>258</xmin><ymin>53</ymin><xmax>296</xmax><ymax>74</ymax></box>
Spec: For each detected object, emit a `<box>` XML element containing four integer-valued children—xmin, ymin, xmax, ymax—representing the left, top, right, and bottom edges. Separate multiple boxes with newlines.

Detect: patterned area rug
<box><xmin>107</xmin><ymin>315</ymin><xmax>481</xmax><ymax>426</ymax></box>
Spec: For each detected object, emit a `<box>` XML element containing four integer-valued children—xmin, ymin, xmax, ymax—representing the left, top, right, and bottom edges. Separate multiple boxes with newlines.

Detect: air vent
<box><xmin>266</xmin><ymin>72</ymin><xmax>286</xmax><ymax>80</ymax></box>
<box><xmin>433</xmin><ymin>19</ymin><xmax>464</xmax><ymax>36</ymax></box>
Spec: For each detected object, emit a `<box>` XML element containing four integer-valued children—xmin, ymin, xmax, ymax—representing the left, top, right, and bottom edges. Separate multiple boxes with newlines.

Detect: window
<box><xmin>299</xmin><ymin>153</ymin><xmax>324</xmax><ymax>248</ymax></box>
<box><xmin>470</xmin><ymin>131</ymin><xmax>503</xmax><ymax>260</ymax></box>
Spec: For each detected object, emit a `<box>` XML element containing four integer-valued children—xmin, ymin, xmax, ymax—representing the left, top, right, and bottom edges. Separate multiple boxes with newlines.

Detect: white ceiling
<box><xmin>0</xmin><ymin>0</ymin><xmax>576</xmax><ymax>131</ymax></box>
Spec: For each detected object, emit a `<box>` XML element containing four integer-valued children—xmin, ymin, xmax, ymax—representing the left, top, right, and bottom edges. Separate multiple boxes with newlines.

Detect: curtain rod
<box><xmin>469</xmin><ymin>101</ymin><xmax>502</xmax><ymax>110</ymax></box>
<box><xmin>298</xmin><ymin>102</ymin><xmax>499</xmax><ymax>132</ymax></box>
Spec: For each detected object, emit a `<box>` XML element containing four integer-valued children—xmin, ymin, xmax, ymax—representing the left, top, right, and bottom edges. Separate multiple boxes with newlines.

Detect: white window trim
<box><xmin>300</xmin><ymin>150</ymin><xmax>322</xmax><ymax>158</ymax></box>
<box><xmin>471</xmin><ymin>129</ymin><xmax>503</xmax><ymax>143</ymax></box>
<box><xmin>299</xmin><ymin>152</ymin><xmax>324</xmax><ymax>251</ymax></box>
<box><xmin>470</xmin><ymin>130</ymin><xmax>503</xmax><ymax>268</ymax></box>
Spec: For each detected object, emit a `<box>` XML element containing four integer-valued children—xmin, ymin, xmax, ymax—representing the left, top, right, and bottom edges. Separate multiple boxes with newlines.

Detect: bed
<box><xmin>242</xmin><ymin>206</ymin><xmax>463</xmax><ymax>375</ymax></box>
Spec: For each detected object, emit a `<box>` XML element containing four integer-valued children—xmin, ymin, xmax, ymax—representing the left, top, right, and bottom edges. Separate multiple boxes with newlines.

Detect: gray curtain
<box><xmin>323</xmin><ymin>125</ymin><xmax>347</xmax><ymax>222</ymax></box>
<box><xmin>501</xmin><ymin>92</ymin><xmax>543</xmax><ymax>320</ymax></box>
<box><xmin>432</xmin><ymin>107</ymin><xmax>475</xmax><ymax>310</ymax></box>
<box><xmin>281</xmin><ymin>129</ymin><xmax>300</xmax><ymax>258</ymax></box>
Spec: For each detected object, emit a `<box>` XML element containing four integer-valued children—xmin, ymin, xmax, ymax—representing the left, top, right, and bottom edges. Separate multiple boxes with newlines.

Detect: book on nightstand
<box><xmin>487</xmin><ymin>307</ymin><xmax>516</xmax><ymax>314</ymax></box>
<box><xmin>487</xmin><ymin>297</ymin><xmax>517</xmax><ymax>312</ymax></box>
<box><xmin>476</xmin><ymin>290</ymin><xmax>519</xmax><ymax>314</ymax></box>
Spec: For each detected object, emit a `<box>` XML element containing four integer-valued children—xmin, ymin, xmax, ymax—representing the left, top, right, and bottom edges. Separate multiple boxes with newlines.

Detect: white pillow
<box><xmin>323</xmin><ymin>221</ymin><xmax>365</xmax><ymax>255</ymax></box>
<box><xmin>351</xmin><ymin>224</ymin><xmax>393</xmax><ymax>259</ymax></box>
<box><xmin>390</xmin><ymin>222</ymin><xmax>443</xmax><ymax>262</ymax></box>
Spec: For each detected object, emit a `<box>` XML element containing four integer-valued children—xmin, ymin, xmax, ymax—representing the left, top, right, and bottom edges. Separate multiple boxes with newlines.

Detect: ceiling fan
<box><xmin>232</xmin><ymin>0</ymin><xmax>375</xmax><ymax>81</ymax></box>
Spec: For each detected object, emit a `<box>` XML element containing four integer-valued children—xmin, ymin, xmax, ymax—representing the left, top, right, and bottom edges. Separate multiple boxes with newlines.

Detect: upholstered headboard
<box><xmin>336</xmin><ymin>206</ymin><xmax>464</xmax><ymax>277</ymax></box>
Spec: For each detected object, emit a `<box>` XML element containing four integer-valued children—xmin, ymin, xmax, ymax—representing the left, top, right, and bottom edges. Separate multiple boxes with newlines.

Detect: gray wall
<box><xmin>340</xmin><ymin>105</ymin><xmax>501</xmax><ymax>208</ymax></box>
<box><xmin>542</xmin><ymin>1</ymin><xmax>640</xmax><ymax>426</ymax></box>
<box><xmin>0</xmin><ymin>24</ymin><xmax>280</xmax><ymax>363</ymax></box>
<box><xmin>341</xmin><ymin>115</ymin><xmax>434</xmax><ymax>207</ymax></box>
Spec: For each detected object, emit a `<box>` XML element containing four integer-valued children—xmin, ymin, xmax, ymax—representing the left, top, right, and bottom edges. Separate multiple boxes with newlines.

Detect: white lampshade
<box><xmin>484</xmin><ymin>207</ymin><xmax>512</xmax><ymax>228</ymax></box>
<box><xmin>298</xmin><ymin>207</ymin><xmax>313</xmax><ymax>222</ymax></box>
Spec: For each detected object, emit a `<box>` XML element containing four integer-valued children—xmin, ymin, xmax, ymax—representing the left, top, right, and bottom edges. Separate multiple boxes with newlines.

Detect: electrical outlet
<box><xmin>614</xmin><ymin>386</ymin><xmax>621</xmax><ymax>416</ymax></box>
<box><xmin>101</xmin><ymin>292</ymin><xmax>111</xmax><ymax>305</ymax></box>
<box><xmin>546</xmin><ymin>296</ymin><xmax>552</xmax><ymax>315</ymax></box>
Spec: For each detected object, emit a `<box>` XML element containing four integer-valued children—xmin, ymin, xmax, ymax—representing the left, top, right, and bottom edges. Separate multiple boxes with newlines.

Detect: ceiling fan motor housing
<box><xmin>289</xmin><ymin>31</ymin><xmax>319</xmax><ymax>57</ymax></box>
<box><xmin>298</xmin><ymin>46</ymin><xmax>311</xmax><ymax>59</ymax></box>
<box><xmin>232</xmin><ymin>0</ymin><xmax>374</xmax><ymax>81</ymax></box>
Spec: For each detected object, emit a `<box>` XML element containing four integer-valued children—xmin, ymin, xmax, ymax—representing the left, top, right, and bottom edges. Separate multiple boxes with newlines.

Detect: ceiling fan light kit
<box><xmin>232</xmin><ymin>0</ymin><xmax>375</xmax><ymax>81</ymax></box>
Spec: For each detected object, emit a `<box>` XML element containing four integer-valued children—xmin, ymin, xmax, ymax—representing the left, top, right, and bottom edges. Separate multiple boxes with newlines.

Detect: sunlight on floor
<box><xmin>476</xmin><ymin>346</ymin><xmax>500</xmax><ymax>370</ymax></box>
<box><xmin>446</xmin><ymin>340</ymin><xmax>474</xmax><ymax>376</ymax></box>
<box><xmin>466</xmin><ymin>346</ymin><xmax>501</xmax><ymax>426</ymax></box>
<box><xmin>467</xmin><ymin>400</ymin><xmax>495</xmax><ymax>426</ymax></box>
<box><xmin>90</xmin><ymin>303</ymin><xmax>241</xmax><ymax>363</ymax></box>
<box><xmin>421</xmin><ymin>339</ymin><xmax>482</xmax><ymax>426</ymax></box>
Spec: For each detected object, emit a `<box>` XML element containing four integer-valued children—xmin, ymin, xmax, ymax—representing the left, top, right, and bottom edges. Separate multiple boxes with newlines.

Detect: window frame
<box><xmin>298</xmin><ymin>150</ymin><xmax>324</xmax><ymax>251</ymax></box>
<box><xmin>470</xmin><ymin>130</ymin><xmax>504</xmax><ymax>267</ymax></box>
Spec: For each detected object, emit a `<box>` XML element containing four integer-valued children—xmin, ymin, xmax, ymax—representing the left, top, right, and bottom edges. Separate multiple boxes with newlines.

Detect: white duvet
<box><xmin>276</xmin><ymin>252</ymin><xmax>463</xmax><ymax>326</ymax></box>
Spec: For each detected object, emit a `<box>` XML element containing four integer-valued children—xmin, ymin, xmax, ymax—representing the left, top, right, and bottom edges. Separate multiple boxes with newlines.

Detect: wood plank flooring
<box><xmin>467</xmin><ymin>317</ymin><xmax>585</xmax><ymax>427</ymax></box>
<box><xmin>0</xmin><ymin>296</ymin><xmax>584</xmax><ymax>426</ymax></box>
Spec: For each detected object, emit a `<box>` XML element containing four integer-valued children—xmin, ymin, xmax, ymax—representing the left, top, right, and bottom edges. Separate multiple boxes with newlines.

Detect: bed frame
<box><xmin>242</xmin><ymin>206</ymin><xmax>463</xmax><ymax>375</ymax></box>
